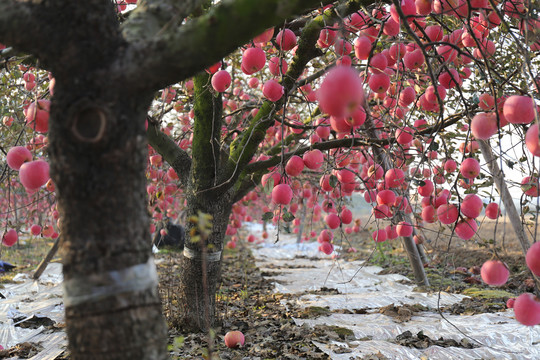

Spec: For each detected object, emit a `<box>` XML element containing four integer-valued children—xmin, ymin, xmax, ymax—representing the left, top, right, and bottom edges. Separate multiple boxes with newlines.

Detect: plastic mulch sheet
<box><xmin>247</xmin><ymin>223</ymin><xmax>540</xmax><ymax>359</ymax></box>
<box><xmin>0</xmin><ymin>263</ymin><xmax>65</xmax><ymax>355</ymax></box>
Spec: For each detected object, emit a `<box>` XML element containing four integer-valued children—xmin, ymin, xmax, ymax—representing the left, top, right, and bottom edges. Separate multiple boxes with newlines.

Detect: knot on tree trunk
<box><xmin>71</xmin><ymin>102</ymin><xmax>108</xmax><ymax>143</ymax></box>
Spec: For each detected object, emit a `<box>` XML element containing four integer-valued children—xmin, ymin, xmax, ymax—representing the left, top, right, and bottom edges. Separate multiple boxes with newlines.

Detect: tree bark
<box><xmin>179</xmin><ymin>192</ymin><xmax>233</xmax><ymax>331</ymax></box>
<box><xmin>49</xmin><ymin>91</ymin><xmax>168</xmax><ymax>359</ymax></box>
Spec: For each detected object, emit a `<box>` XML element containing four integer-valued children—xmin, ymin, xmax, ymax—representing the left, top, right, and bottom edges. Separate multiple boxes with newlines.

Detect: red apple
<box><xmin>6</xmin><ymin>146</ymin><xmax>33</xmax><ymax>171</ymax></box>
<box><xmin>211</xmin><ymin>70</ymin><xmax>231</xmax><ymax>92</ymax></box>
<box><xmin>317</xmin><ymin>66</ymin><xmax>364</xmax><ymax>118</ymax></box>
<box><xmin>526</xmin><ymin>242</ymin><xmax>540</xmax><ymax>276</ymax></box>
<box><xmin>2</xmin><ymin>229</ymin><xmax>17</xmax><ymax>247</ymax></box>
<box><xmin>285</xmin><ymin>156</ymin><xmax>304</xmax><ymax>176</ymax></box>
<box><xmin>503</xmin><ymin>95</ymin><xmax>535</xmax><ymax>124</ymax></box>
<box><xmin>272</xmin><ymin>184</ymin><xmax>292</xmax><ymax>205</ymax></box>
<box><xmin>19</xmin><ymin>160</ymin><xmax>50</xmax><ymax>190</ymax></box>
<box><xmin>480</xmin><ymin>260</ymin><xmax>509</xmax><ymax>286</ymax></box>
<box><xmin>396</xmin><ymin>221</ymin><xmax>414</xmax><ymax>237</ymax></box>
<box><xmin>514</xmin><ymin>293</ymin><xmax>540</xmax><ymax>326</ymax></box>
<box><xmin>372</xmin><ymin>229</ymin><xmax>387</xmax><ymax>242</ymax></box>
<box><xmin>276</xmin><ymin>29</ymin><xmax>297</xmax><ymax>51</ymax></box>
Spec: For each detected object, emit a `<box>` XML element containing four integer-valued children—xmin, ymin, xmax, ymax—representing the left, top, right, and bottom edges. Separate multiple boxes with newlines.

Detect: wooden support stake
<box><xmin>479</xmin><ymin>140</ymin><xmax>540</xmax><ymax>292</ymax></box>
<box><xmin>33</xmin><ymin>237</ymin><xmax>61</xmax><ymax>280</ymax></box>
<box><xmin>368</xmin><ymin>137</ymin><xmax>429</xmax><ymax>286</ymax></box>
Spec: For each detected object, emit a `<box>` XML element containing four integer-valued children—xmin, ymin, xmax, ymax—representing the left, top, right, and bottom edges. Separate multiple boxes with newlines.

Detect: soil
<box><xmin>159</xmin><ymin>246</ymin><xmax>332</xmax><ymax>360</ymax></box>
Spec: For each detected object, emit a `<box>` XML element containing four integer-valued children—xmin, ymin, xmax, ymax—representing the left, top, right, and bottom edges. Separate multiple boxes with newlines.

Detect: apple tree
<box><xmin>1</xmin><ymin>0</ymin><xmax>540</xmax><ymax>359</ymax></box>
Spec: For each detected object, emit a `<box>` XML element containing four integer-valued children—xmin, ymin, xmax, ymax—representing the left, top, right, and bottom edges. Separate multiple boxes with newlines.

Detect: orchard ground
<box><xmin>158</xmin><ymin>218</ymin><xmax>540</xmax><ymax>359</ymax></box>
<box><xmin>0</xmin><ymin>212</ymin><xmax>538</xmax><ymax>358</ymax></box>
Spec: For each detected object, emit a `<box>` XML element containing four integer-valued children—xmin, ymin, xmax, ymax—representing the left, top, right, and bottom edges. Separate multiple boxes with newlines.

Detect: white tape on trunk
<box><xmin>183</xmin><ymin>247</ymin><xmax>222</xmax><ymax>262</ymax></box>
<box><xmin>62</xmin><ymin>257</ymin><xmax>158</xmax><ymax>307</ymax></box>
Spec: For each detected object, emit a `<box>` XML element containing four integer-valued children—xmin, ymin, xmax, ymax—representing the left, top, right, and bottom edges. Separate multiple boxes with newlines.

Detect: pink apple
<box><xmin>372</xmin><ymin>229</ymin><xmax>387</xmax><ymax>243</ymax></box>
<box><xmin>460</xmin><ymin>158</ymin><xmax>480</xmax><ymax>179</ymax></box>
<box><xmin>263</xmin><ymin>80</ymin><xmax>284</xmax><ymax>102</ymax></box>
<box><xmin>521</xmin><ymin>176</ymin><xmax>540</xmax><ymax>197</ymax></box>
<box><xmin>3</xmin><ymin>116</ymin><xmax>14</xmax><ymax>126</ymax></box>
<box><xmin>398</xmin><ymin>87</ymin><xmax>416</xmax><ymax>106</ymax></box>
<box><xmin>318</xmin><ymin>28</ymin><xmax>337</xmax><ymax>48</ymax></box>
<box><xmin>319</xmin><ymin>229</ymin><xmax>333</xmax><ymax>243</ymax></box>
<box><xmin>317</xmin><ymin>66</ymin><xmax>364</xmax><ymax>118</ymax></box>
<box><xmin>25</xmin><ymin>99</ymin><xmax>51</xmax><ymax>133</ymax></box>
<box><xmin>525</xmin><ymin>124</ymin><xmax>540</xmax><ymax>157</ymax></box>
<box><xmin>253</xmin><ymin>27</ymin><xmax>274</xmax><ymax>44</ymax></box>
<box><xmin>478</xmin><ymin>93</ymin><xmax>495</xmax><ymax>110</ymax></box>
<box><xmin>485</xmin><ymin>202</ymin><xmax>500</xmax><ymax>219</ymax></box>
<box><xmin>386</xmin><ymin>225</ymin><xmax>398</xmax><ymax>239</ymax></box>
<box><xmin>514</xmin><ymin>293</ymin><xmax>540</xmax><ymax>326</ymax></box>
<box><xmin>272</xmin><ymin>184</ymin><xmax>292</xmax><ymax>205</ymax></box>
<box><xmin>480</xmin><ymin>260</ymin><xmax>509</xmax><ymax>286</ymax></box>
<box><xmin>276</xmin><ymin>29</ymin><xmax>297</xmax><ymax>51</ymax></box>
<box><xmin>437</xmin><ymin>204</ymin><xmax>458</xmax><ymax>224</ymax></box>
<box><xmin>455</xmin><ymin>218</ymin><xmax>478</xmax><ymax>240</ymax></box>
<box><xmin>370</xmin><ymin>53</ymin><xmax>388</xmax><ymax>74</ymax></box>
<box><xmin>438</xmin><ymin>69</ymin><xmax>461</xmax><ymax>89</ymax></box>
<box><xmin>377</xmin><ymin>189</ymin><xmax>396</xmax><ymax>205</ymax></box>
<box><xmin>354</xmin><ymin>36</ymin><xmax>371</xmax><ymax>60</ymax></box>
<box><xmin>368</xmin><ymin>72</ymin><xmax>390</xmax><ymax>93</ymax></box>
<box><xmin>303</xmin><ymin>149</ymin><xmax>324</xmax><ymax>170</ymax></box>
<box><xmin>385</xmin><ymin>168</ymin><xmax>406</xmax><ymax>188</ymax></box>
<box><xmin>340</xmin><ymin>208</ymin><xmax>353</xmax><ymax>224</ymax></box>
<box><xmin>325</xmin><ymin>213</ymin><xmax>340</xmax><ymax>229</ymax></box>
<box><xmin>241</xmin><ymin>47</ymin><xmax>266</xmax><ymax>75</ymax></box>
<box><xmin>507</xmin><ymin>298</ymin><xmax>515</xmax><ymax>308</ymax></box>
<box><xmin>503</xmin><ymin>95</ymin><xmax>535</xmax><ymax>124</ymax></box>
<box><xmin>320</xmin><ymin>241</ymin><xmax>334</xmax><ymax>254</ymax></box>
<box><xmin>395</xmin><ymin>126</ymin><xmax>414</xmax><ymax>144</ymax></box>
<box><xmin>268</xmin><ymin>57</ymin><xmax>288</xmax><ymax>76</ymax></box>
<box><xmin>526</xmin><ymin>242</ymin><xmax>540</xmax><ymax>277</ymax></box>
<box><xmin>6</xmin><ymin>146</ymin><xmax>33</xmax><ymax>170</ymax></box>
<box><xmin>285</xmin><ymin>155</ymin><xmax>304</xmax><ymax>176</ymax></box>
<box><xmin>211</xmin><ymin>70</ymin><xmax>231</xmax><ymax>92</ymax></box>
<box><xmin>460</xmin><ymin>194</ymin><xmax>483</xmax><ymax>219</ymax></box>
<box><xmin>30</xmin><ymin>224</ymin><xmax>42</xmax><ymax>236</ymax></box>
<box><xmin>471</xmin><ymin>112</ymin><xmax>498</xmax><ymax>140</ymax></box>
<box><xmin>2</xmin><ymin>229</ymin><xmax>17</xmax><ymax>247</ymax></box>
<box><xmin>224</xmin><ymin>330</ymin><xmax>245</xmax><ymax>348</ymax></box>
<box><xmin>396</xmin><ymin>221</ymin><xmax>414</xmax><ymax>237</ymax></box>
<box><xmin>248</xmin><ymin>77</ymin><xmax>259</xmax><ymax>88</ymax></box>
<box><xmin>19</xmin><ymin>160</ymin><xmax>50</xmax><ymax>190</ymax></box>
<box><xmin>418</xmin><ymin>179</ymin><xmax>434</xmax><ymax>197</ymax></box>
<box><xmin>149</xmin><ymin>154</ymin><xmax>162</xmax><ymax>166</ymax></box>
<box><xmin>403</xmin><ymin>48</ymin><xmax>425</xmax><ymax>70</ymax></box>
<box><xmin>421</xmin><ymin>205</ymin><xmax>437</xmax><ymax>223</ymax></box>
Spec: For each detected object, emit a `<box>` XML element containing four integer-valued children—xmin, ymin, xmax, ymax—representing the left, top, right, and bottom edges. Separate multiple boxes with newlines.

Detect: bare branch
<box><xmin>147</xmin><ymin>122</ymin><xmax>192</xmax><ymax>186</ymax></box>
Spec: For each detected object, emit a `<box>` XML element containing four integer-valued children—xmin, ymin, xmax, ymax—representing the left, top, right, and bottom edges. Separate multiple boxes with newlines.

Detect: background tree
<box><xmin>1</xmin><ymin>0</ymin><xmax>540</xmax><ymax>359</ymax></box>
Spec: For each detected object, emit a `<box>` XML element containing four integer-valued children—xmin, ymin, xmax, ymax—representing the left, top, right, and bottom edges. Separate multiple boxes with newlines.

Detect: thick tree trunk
<box><xmin>48</xmin><ymin>88</ymin><xmax>168</xmax><ymax>358</ymax></box>
<box><xmin>178</xmin><ymin>190</ymin><xmax>233</xmax><ymax>331</ymax></box>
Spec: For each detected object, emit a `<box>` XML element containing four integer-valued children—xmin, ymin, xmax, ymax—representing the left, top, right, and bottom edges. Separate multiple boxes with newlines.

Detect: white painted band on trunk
<box><xmin>183</xmin><ymin>247</ymin><xmax>222</xmax><ymax>262</ymax></box>
<box><xmin>62</xmin><ymin>257</ymin><xmax>158</xmax><ymax>307</ymax></box>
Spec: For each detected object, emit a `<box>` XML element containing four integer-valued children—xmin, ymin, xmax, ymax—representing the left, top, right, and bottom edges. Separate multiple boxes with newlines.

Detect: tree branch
<box><xmin>0</xmin><ymin>1</ymin><xmax>43</xmax><ymax>54</ymax></box>
<box><xmin>147</xmin><ymin>122</ymin><xmax>192</xmax><ymax>186</ymax></box>
<box><xmin>117</xmin><ymin>0</ymin><xmax>331</xmax><ymax>91</ymax></box>
<box><xmin>121</xmin><ymin>0</ymin><xmax>210</xmax><ymax>44</ymax></box>
<box><xmin>243</xmin><ymin>110</ymin><xmax>467</xmax><ymax>174</ymax></box>
<box><xmin>191</xmin><ymin>72</ymin><xmax>222</xmax><ymax>193</ymax></box>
